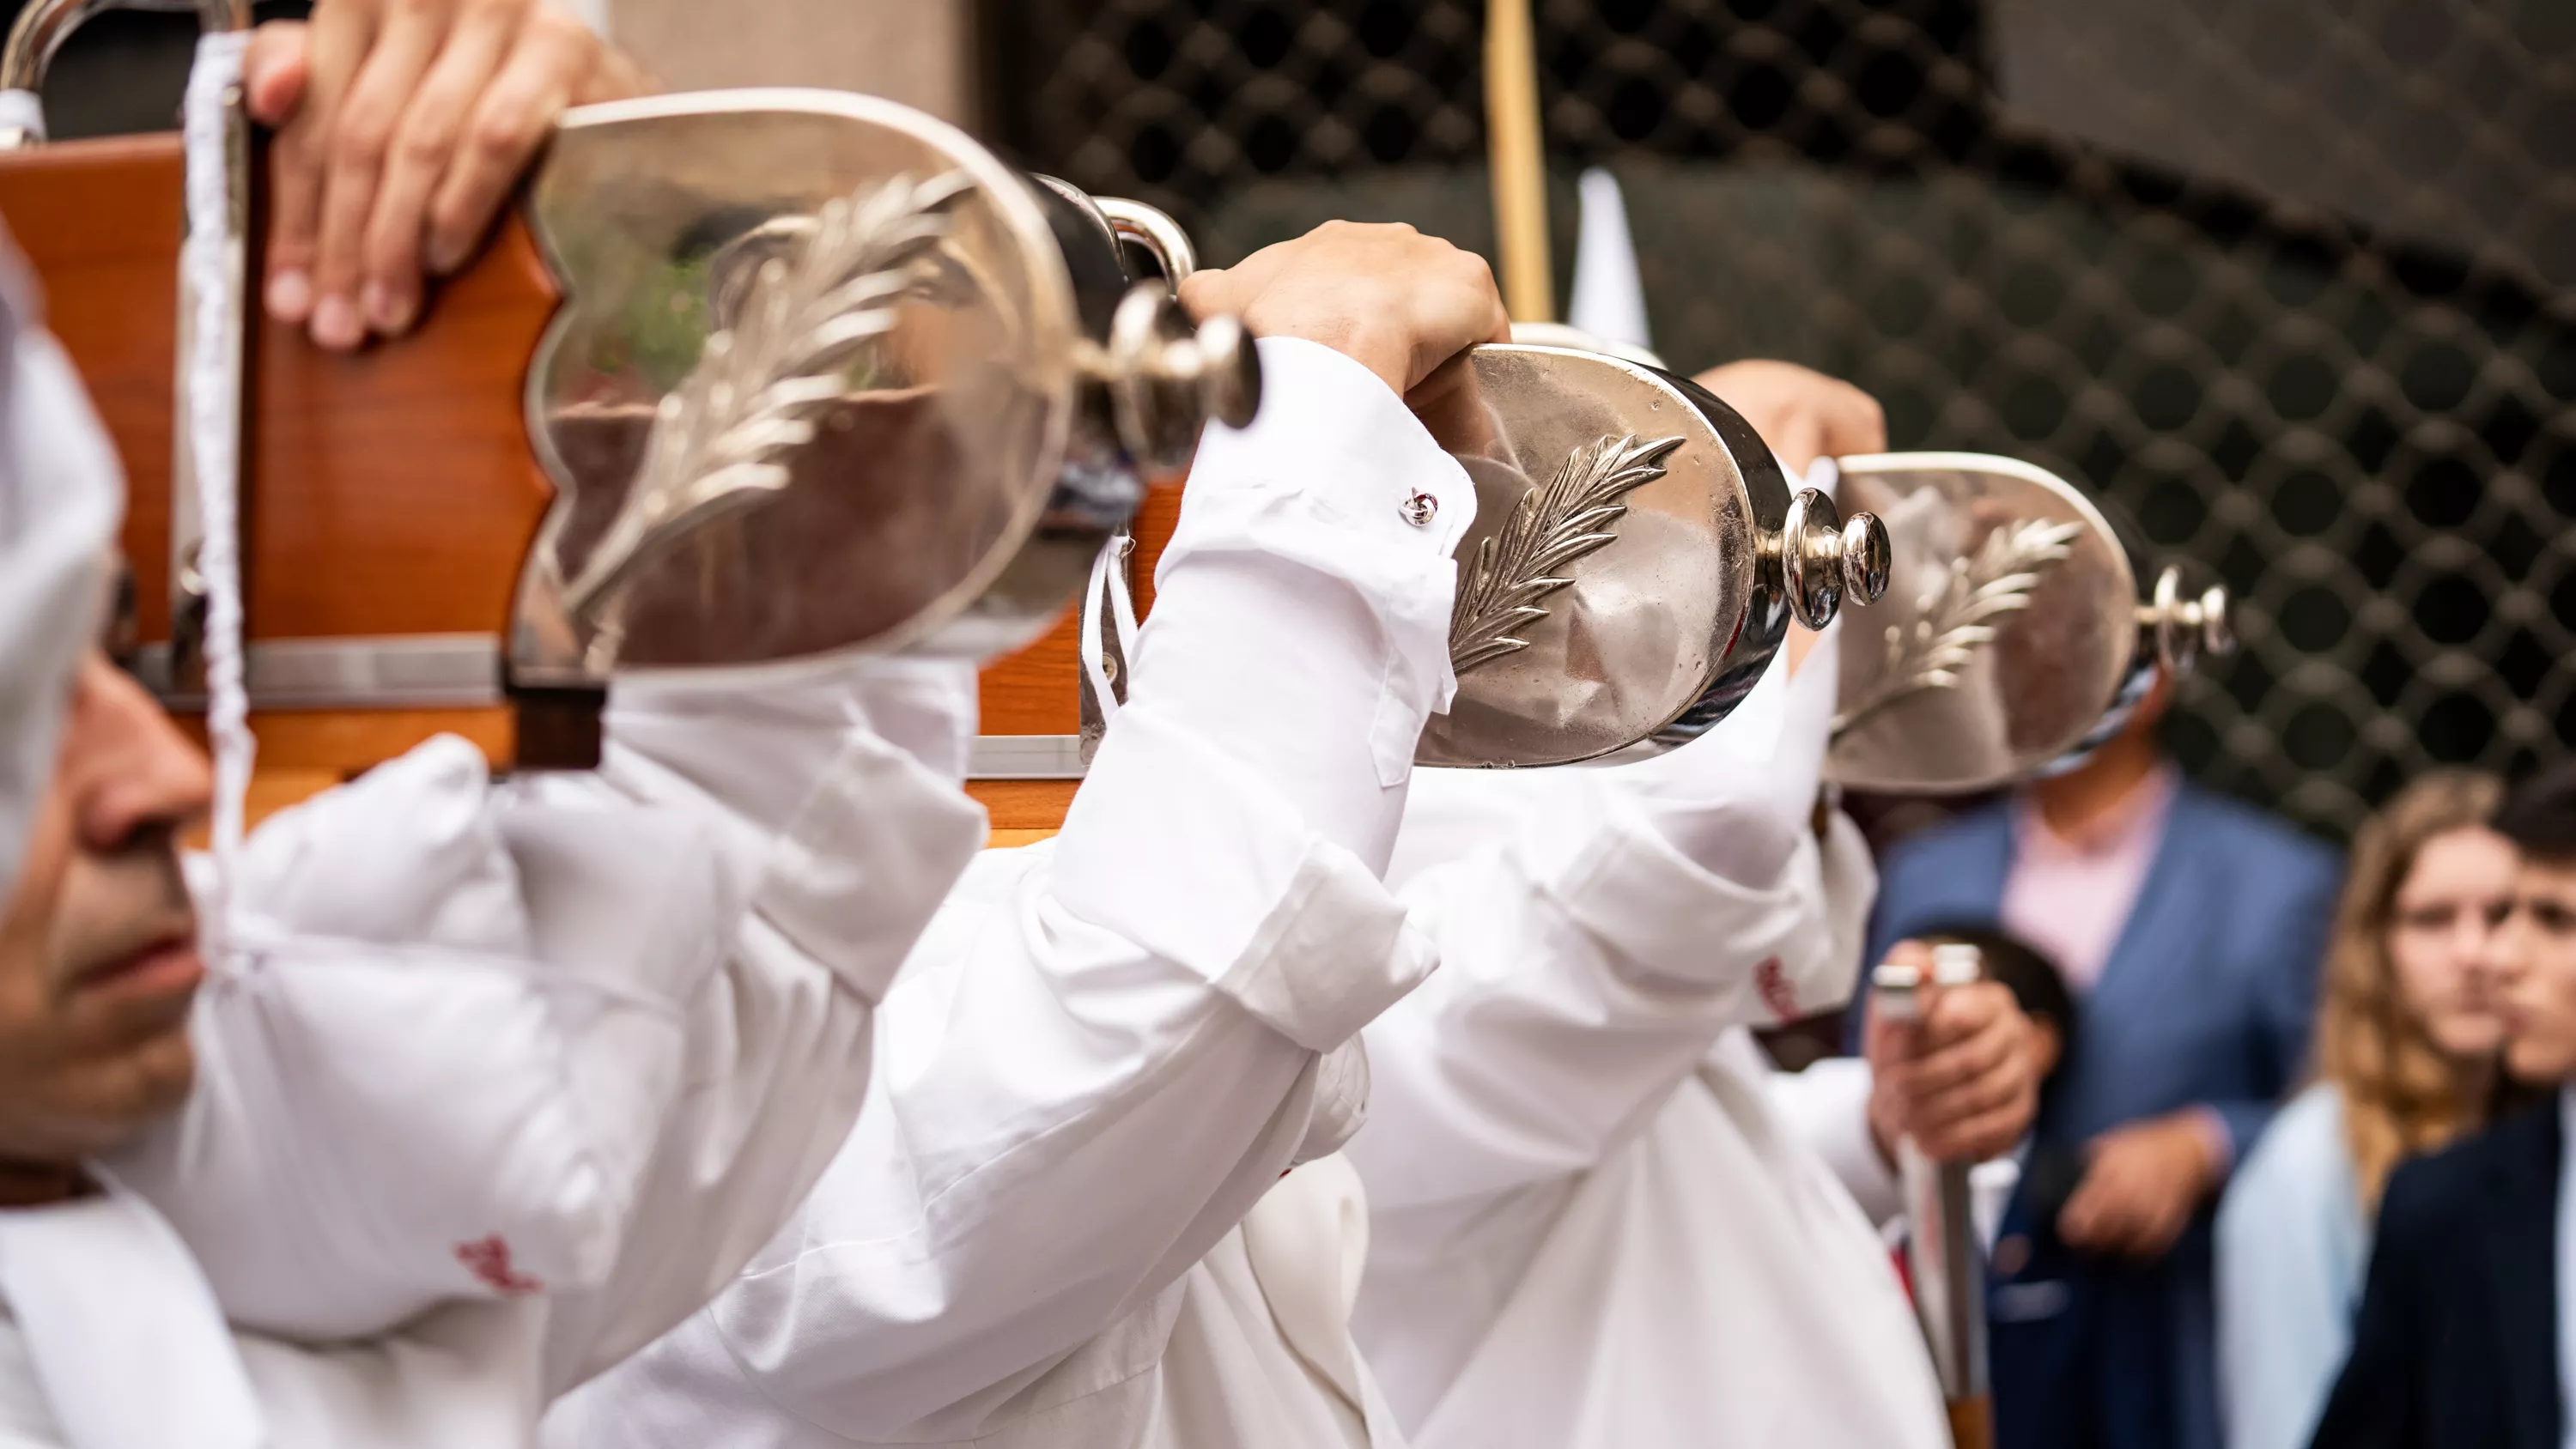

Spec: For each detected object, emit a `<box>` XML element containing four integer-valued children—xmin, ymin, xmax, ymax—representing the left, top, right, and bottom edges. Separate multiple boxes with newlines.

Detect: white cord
<box><xmin>0</xmin><ymin>90</ymin><xmax>46</xmax><ymax>142</ymax></box>
<box><xmin>183</xmin><ymin>31</ymin><xmax>253</xmax><ymax>933</ymax></box>
<box><xmin>1078</xmin><ymin>533</ymin><xmax>1140</xmax><ymax>731</ymax></box>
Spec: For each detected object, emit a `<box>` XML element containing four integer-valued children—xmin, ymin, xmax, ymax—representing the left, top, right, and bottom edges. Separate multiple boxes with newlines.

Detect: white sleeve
<box><xmin>552</xmin><ymin>336</ymin><xmax>1479</xmax><ymax>1446</ymax></box>
<box><xmin>1766</xmin><ymin>1056</ymin><xmax>1904</xmax><ymax>1228</ymax></box>
<box><xmin>532</xmin><ymin>653</ymin><xmax>990</xmax><ymax>1393</ymax></box>
<box><xmin>1348</xmin><ymin>635</ymin><xmax>1860</xmax><ymax>1217</ymax></box>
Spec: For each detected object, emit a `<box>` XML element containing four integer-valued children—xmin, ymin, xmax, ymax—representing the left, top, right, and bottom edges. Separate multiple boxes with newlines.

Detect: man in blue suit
<box><xmin>1865</xmin><ymin>679</ymin><xmax>2342</xmax><ymax>1449</ymax></box>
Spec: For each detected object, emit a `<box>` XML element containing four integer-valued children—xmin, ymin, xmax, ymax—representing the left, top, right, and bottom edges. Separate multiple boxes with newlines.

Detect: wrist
<box><xmin>1242</xmin><ymin>313</ymin><xmax>1410</xmax><ymax>398</ymax></box>
<box><xmin>0</xmin><ymin>1155</ymin><xmax>91</xmax><ymax>1210</ymax></box>
<box><xmin>2172</xmin><ymin>1106</ymin><xmax>2233</xmax><ymax>1190</ymax></box>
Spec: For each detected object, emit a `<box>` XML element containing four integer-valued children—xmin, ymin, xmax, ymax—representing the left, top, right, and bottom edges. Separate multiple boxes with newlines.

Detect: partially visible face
<box><xmin>2494</xmin><ymin>858</ymin><xmax>2576</xmax><ymax>1084</ymax></box>
<box><xmin>0</xmin><ymin>651</ymin><xmax>212</xmax><ymax>1169</ymax></box>
<box><xmin>2387</xmin><ymin>826</ymin><xmax>2518</xmax><ymax>1059</ymax></box>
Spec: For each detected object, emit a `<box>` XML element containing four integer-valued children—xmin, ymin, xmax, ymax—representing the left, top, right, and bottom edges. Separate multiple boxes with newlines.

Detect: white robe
<box><xmin>0</xmin><ymin>257</ymin><xmax>119</xmax><ymax>894</ymax></box>
<box><xmin>550</xmin><ymin>336</ymin><xmax>1472</xmax><ymax>1449</ymax></box>
<box><xmin>1346</xmin><ymin>641</ymin><xmax>1952</xmax><ymax>1449</ymax></box>
<box><xmin>0</xmin><ymin>647</ymin><xmax>988</xmax><ymax>1445</ymax></box>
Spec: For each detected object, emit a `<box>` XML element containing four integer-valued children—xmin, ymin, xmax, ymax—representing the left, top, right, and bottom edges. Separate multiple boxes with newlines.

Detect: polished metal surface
<box><xmin>968</xmin><ymin>733</ymin><xmax>1089</xmax><ymax>779</ymax></box>
<box><xmin>1416</xmin><ymin>343</ymin><xmax>1882</xmax><ymax>767</ymax></box>
<box><xmin>133</xmin><ymin>635</ymin><xmax>501</xmax><ymax>709</ymax></box>
<box><xmin>507</xmin><ymin>89</ymin><xmax>1255</xmax><ymax>701</ymax></box>
<box><xmin>1094</xmin><ymin>196</ymin><xmax>1199</xmax><ymax>282</ymax></box>
<box><xmin>1827</xmin><ymin>452</ymin><xmax>2230</xmax><ymax>794</ymax></box>
<box><xmin>1878</xmin><ymin>946</ymin><xmax>1993</xmax><ymax>1406</ymax></box>
<box><xmin>1780</xmin><ymin>487</ymin><xmax>1893</xmax><ymax>630</ymax></box>
<box><xmin>0</xmin><ymin>0</ymin><xmax>246</xmax><ymax>102</ymax></box>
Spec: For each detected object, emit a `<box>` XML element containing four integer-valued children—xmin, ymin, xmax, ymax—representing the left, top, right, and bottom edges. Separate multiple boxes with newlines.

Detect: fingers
<box><xmin>1692</xmin><ymin>359</ymin><xmax>1886</xmax><ymax>474</ymax></box>
<box><xmin>1888</xmin><ymin>1003</ymin><xmax>2018</xmax><ymax>1101</ymax></box>
<box><xmin>307</xmin><ymin>4</ymin><xmax>454</xmax><ymax>349</ymax></box>
<box><xmin>1770</xmin><ymin>414</ymin><xmax>1826</xmax><ymax>478</ymax></box>
<box><xmin>1907</xmin><ymin>1054</ymin><xmax>2026</xmax><ymax>1137</ymax></box>
<box><xmin>422</xmin><ymin>11</ymin><xmax>595</xmax><ymax>279</ymax></box>
<box><xmin>359</xmin><ymin>5</ymin><xmax>519</xmax><ymax>334</ymax></box>
<box><xmin>242</xmin><ymin>21</ymin><xmax>313</xmax><ymax>127</ymax></box>
<box><xmin>1913</xmin><ymin>1071</ymin><xmax>2035</xmax><ymax>1161</ymax></box>
<box><xmin>2058</xmin><ymin>1138</ymin><xmax>2196</xmax><ymax>1258</ymax></box>
<box><xmin>264</xmin><ymin>7</ymin><xmax>378</xmax><ymax>329</ymax></box>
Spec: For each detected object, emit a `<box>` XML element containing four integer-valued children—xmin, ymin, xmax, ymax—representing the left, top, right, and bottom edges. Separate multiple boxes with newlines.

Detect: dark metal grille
<box><xmin>985</xmin><ymin>0</ymin><xmax>2576</xmax><ymax>837</ymax></box>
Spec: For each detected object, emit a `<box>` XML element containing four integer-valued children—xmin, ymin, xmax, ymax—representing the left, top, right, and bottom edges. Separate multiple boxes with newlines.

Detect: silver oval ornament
<box><xmin>1827</xmin><ymin>452</ymin><xmax>2232</xmax><ymax>794</ymax></box>
<box><xmin>1416</xmin><ymin>344</ymin><xmax>1886</xmax><ymax>767</ymax></box>
<box><xmin>506</xmin><ymin>89</ymin><xmax>1255</xmax><ymax>702</ymax></box>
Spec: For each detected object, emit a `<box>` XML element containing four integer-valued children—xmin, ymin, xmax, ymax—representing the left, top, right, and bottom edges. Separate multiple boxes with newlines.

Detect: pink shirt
<box><xmin>1998</xmin><ymin>766</ymin><xmax>2178</xmax><ymax>997</ymax></box>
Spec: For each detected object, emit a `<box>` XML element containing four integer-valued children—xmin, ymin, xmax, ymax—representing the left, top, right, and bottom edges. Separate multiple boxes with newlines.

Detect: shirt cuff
<box><xmin>1055</xmin><ymin>702</ymin><xmax>1430</xmax><ymax>1051</ymax></box>
<box><xmin>1167</xmin><ymin>336</ymin><xmax>1476</xmax><ymax>784</ymax></box>
<box><xmin>1772</xmin><ymin>1057</ymin><xmax>1906</xmax><ymax>1228</ymax></box>
<box><xmin>1518</xmin><ymin>777</ymin><xmax>1826</xmax><ymax>1016</ymax></box>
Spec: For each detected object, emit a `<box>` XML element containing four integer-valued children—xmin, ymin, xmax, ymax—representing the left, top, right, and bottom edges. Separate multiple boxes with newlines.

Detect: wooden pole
<box><xmin>1947</xmin><ymin>1396</ymin><xmax>1995</xmax><ymax>1449</ymax></box>
<box><xmin>1484</xmin><ymin>0</ymin><xmax>1552</xmax><ymax>323</ymax></box>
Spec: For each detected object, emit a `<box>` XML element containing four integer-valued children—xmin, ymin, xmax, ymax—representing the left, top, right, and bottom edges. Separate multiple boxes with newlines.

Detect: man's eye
<box><xmin>100</xmin><ymin>561</ymin><xmax>142</xmax><ymax>672</ymax></box>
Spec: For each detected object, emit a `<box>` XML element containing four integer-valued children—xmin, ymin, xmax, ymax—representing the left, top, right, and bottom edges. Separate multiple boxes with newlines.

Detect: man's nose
<box><xmin>66</xmin><ymin>654</ymin><xmax>214</xmax><ymax>852</ymax></box>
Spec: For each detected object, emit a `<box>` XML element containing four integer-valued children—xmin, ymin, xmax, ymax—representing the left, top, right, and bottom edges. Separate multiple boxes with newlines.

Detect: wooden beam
<box><xmin>1485</xmin><ymin>0</ymin><xmax>1553</xmax><ymax>323</ymax></box>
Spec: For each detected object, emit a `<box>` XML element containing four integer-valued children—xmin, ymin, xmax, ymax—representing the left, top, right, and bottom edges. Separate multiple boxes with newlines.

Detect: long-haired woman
<box><xmin>2215</xmin><ymin>770</ymin><xmax>2514</xmax><ymax>1449</ymax></box>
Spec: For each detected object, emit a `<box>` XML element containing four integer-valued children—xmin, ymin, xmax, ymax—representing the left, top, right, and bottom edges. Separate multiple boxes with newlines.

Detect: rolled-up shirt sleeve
<box><xmin>1350</xmin><ymin>635</ymin><xmax>1859</xmax><ymax>1218</ymax></box>
<box><xmin>537</xmin><ymin>653</ymin><xmax>991</xmax><ymax>1393</ymax></box>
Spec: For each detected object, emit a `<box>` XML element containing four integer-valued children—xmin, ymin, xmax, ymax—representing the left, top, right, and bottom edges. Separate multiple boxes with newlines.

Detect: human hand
<box><xmin>1864</xmin><ymin>951</ymin><xmax>2042</xmax><ymax>1166</ymax></box>
<box><xmin>2057</xmin><ymin>1110</ymin><xmax>2227</xmax><ymax>1259</ymax></box>
<box><xmin>243</xmin><ymin>2</ymin><xmax>655</xmax><ymax>350</ymax></box>
<box><xmin>1692</xmin><ymin>359</ymin><xmax>1886</xmax><ymax>477</ymax></box>
<box><xmin>1179</xmin><ymin>221</ymin><xmax>1512</xmax><ymax>400</ymax></box>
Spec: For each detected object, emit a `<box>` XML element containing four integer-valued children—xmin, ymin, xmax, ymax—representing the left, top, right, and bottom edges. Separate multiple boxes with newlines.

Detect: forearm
<box><xmin>1353</xmin><ymin>781</ymin><xmax>1838</xmax><ymax>1213</ymax></box>
<box><xmin>532</xmin><ymin>655</ymin><xmax>990</xmax><ymax>1390</ymax></box>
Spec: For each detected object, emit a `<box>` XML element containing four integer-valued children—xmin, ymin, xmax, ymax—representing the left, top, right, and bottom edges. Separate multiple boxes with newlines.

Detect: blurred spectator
<box><xmin>2308</xmin><ymin>761</ymin><xmax>2576</xmax><ymax>1449</ymax></box>
<box><xmin>1864</xmin><ymin>679</ymin><xmax>2342</xmax><ymax>1449</ymax></box>
<box><xmin>2216</xmin><ymin>772</ymin><xmax>2512</xmax><ymax>1449</ymax></box>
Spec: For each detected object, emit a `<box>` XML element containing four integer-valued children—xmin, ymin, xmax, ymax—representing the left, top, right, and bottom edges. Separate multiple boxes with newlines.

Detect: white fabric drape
<box><xmin>549</xmin><ymin>336</ymin><xmax>1473</xmax><ymax>1449</ymax></box>
<box><xmin>0</xmin><ymin>253</ymin><xmax>118</xmax><ymax>900</ymax></box>
<box><xmin>0</xmin><ymin>652</ymin><xmax>985</xmax><ymax>1447</ymax></box>
<box><xmin>1346</xmin><ymin>633</ymin><xmax>1951</xmax><ymax>1449</ymax></box>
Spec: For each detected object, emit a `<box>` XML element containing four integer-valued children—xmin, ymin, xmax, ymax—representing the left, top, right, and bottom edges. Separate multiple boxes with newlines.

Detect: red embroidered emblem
<box><xmin>454</xmin><ymin>1234</ymin><xmax>544</xmax><ymax>1296</ymax></box>
<box><xmin>1754</xmin><ymin>956</ymin><xmax>1797</xmax><ymax>1021</ymax></box>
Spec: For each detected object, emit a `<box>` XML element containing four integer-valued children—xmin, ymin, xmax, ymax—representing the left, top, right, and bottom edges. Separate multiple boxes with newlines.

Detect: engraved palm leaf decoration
<box><xmin>1449</xmin><ymin>433</ymin><xmax>1686</xmax><ymax>675</ymax></box>
<box><xmin>561</xmin><ymin>171</ymin><xmax>977</xmax><ymax>628</ymax></box>
<box><xmin>1831</xmin><ymin>517</ymin><xmax>2083</xmax><ymax>737</ymax></box>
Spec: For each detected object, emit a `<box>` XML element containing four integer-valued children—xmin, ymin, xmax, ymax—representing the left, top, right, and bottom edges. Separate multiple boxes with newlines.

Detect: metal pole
<box><xmin>1874</xmin><ymin>944</ymin><xmax>1996</xmax><ymax>1449</ymax></box>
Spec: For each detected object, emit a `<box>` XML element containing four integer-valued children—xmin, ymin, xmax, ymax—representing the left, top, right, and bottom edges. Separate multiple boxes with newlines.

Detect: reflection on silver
<box><xmin>565</xmin><ymin>171</ymin><xmax>977</xmax><ymax>648</ymax></box>
<box><xmin>1416</xmin><ymin>345</ymin><xmax>1887</xmax><ymax>767</ymax></box>
<box><xmin>1832</xmin><ymin>517</ymin><xmax>2082</xmax><ymax>737</ymax></box>
<box><xmin>504</xmin><ymin>90</ymin><xmax>1256</xmax><ymax>770</ymax></box>
<box><xmin>1450</xmin><ymin>432</ymin><xmax>1683</xmax><ymax>676</ymax></box>
<box><xmin>1828</xmin><ymin>452</ymin><xmax>2233</xmax><ymax>794</ymax></box>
